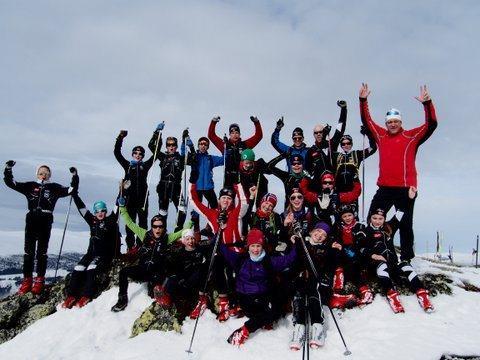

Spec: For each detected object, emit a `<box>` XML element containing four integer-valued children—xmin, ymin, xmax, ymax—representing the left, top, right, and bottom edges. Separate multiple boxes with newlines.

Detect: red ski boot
<box><xmin>217</xmin><ymin>296</ymin><xmax>230</xmax><ymax>322</ymax></box>
<box><xmin>153</xmin><ymin>285</ymin><xmax>172</xmax><ymax>307</ymax></box>
<box><xmin>75</xmin><ymin>296</ymin><xmax>91</xmax><ymax>308</ymax></box>
<box><xmin>17</xmin><ymin>277</ymin><xmax>33</xmax><ymax>295</ymax></box>
<box><xmin>358</xmin><ymin>285</ymin><xmax>374</xmax><ymax>306</ymax></box>
<box><xmin>189</xmin><ymin>294</ymin><xmax>208</xmax><ymax>319</ymax></box>
<box><xmin>416</xmin><ymin>288</ymin><xmax>434</xmax><ymax>313</ymax></box>
<box><xmin>333</xmin><ymin>267</ymin><xmax>345</xmax><ymax>292</ymax></box>
<box><xmin>386</xmin><ymin>289</ymin><xmax>405</xmax><ymax>313</ymax></box>
<box><xmin>62</xmin><ymin>296</ymin><xmax>77</xmax><ymax>309</ymax></box>
<box><xmin>227</xmin><ymin>325</ymin><xmax>250</xmax><ymax>346</ymax></box>
<box><xmin>329</xmin><ymin>293</ymin><xmax>358</xmax><ymax>309</ymax></box>
<box><xmin>31</xmin><ymin>277</ymin><xmax>45</xmax><ymax>295</ymax></box>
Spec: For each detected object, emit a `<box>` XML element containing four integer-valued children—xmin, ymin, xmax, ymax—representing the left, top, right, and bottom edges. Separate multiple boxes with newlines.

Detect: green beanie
<box><xmin>241</xmin><ymin>148</ymin><xmax>255</xmax><ymax>161</ymax></box>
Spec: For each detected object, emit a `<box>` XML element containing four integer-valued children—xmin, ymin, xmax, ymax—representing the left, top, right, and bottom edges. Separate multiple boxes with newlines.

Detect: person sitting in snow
<box><xmin>110</xmin><ymin>198</ymin><xmax>185</xmax><ymax>312</ymax></box>
<box><xmin>356</xmin><ymin>205</ymin><xmax>434</xmax><ymax>313</ymax></box>
<box><xmin>221</xmin><ymin>229</ymin><xmax>297</xmax><ymax>346</ymax></box>
<box><xmin>62</xmin><ymin>189</ymin><xmax>120</xmax><ymax>309</ymax></box>
<box><xmin>3</xmin><ymin>161</ymin><xmax>78</xmax><ymax>295</ymax></box>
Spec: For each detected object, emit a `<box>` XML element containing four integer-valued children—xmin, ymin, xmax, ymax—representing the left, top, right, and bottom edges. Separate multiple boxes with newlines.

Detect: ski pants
<box><xmin>339</xmin><ymin>249</ymin><xmax>368</xmax><ymax>288</ymax></box>
<box><xmin>24</xmin><ymin>211</ymin><xmax>53</xmax><ymax>277</ymax></box>
<box><xmin>196</xmin><ymin>189</ymin><xmax>218</xmax><ymax>209</ymax></box>
<box><xmin>68</xmin><ymin>256</ymin><xmax>110</xmax><ymax>298</ymax></box>
<box><xmin>373</xmin><ymin>260</ymin><xmax>423</xmax><ymax>293</ymax></box>
<box><xmin>125</xmin><ymin>198</ymin><xmax>148</xmax><ymax>249</ymax></box>
<box><xmin>118</xmin><ymin>262</ymin><xmax>165</xmax><ymax>296</ymax></box>
<box><xmin>157</xmin><ymin>180</ymin><xmax>186</xmax><ymax>230</ymax></box>
<box><xmin>164</xmin><ymin>270</ymin><xmax>204</xmax><ymax>300</ymax></box>
<box><xmin>369</xmin><ymin>186</ymin><xmax>416</xmax><ymax>261</ymax></box>
<box><xmin>293</xmin><ymin>277</ymin><xmax>330</xmax><ymax>326</ymax></box>
<box><xmin>237</xmin><ymin>293</ymin><xmax>278</xmax><ymax>333</ymax></box>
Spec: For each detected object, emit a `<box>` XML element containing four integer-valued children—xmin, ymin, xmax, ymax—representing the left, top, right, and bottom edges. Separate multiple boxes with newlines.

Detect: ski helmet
<box><xmin>218</xmin><ymin>188</ymin><xmax>235</xmax><ymax>199</ymax></box>
<box><xmin>385</xmin><ymin>108</ymin><xmax>402</xmax><ymax>122</ymax></box>
<box><xmin>132</xmin><ymin>146</ymin><xmax>145</xmax><ymax>157</ymax></box>
<box><xmin>92</xmin><ymin>201</ymin><xmax>107</xmax><ymax>214</ymax></box>
<box><xmin>241</xmin><ymin>148</ymin><xmax>255</xmax><ymax>161</ymax></box>
<box><xmin>229</xmin><ymin>123</ymin><xmax>241</xmax><ymax>134</ymax></box>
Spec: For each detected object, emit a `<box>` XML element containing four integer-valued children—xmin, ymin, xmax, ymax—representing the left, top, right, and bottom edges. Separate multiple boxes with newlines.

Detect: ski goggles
<box><xmin>386</xmin><ymin>110</ymin><xmax>401</xmax><ymax>117</ymax></box>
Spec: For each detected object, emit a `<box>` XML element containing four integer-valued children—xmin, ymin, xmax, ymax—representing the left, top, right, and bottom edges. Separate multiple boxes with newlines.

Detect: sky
<box><xmin>0</xmin><ymin>0</ymin><xmax>479</xmax><ymax>254</ymax></box>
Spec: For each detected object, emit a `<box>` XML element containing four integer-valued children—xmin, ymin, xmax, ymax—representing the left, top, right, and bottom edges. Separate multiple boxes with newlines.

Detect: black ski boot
<box><xmin>111</xmin><ymin>294</ymin><xmax>128</xmax><ymax>312</ymax></box>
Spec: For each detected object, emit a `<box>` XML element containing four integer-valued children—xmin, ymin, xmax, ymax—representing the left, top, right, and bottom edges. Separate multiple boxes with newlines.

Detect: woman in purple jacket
<box><xmin>221</xmin><ymin>228</ymin><xmax>297</xmax><ymax>346</ymax></box>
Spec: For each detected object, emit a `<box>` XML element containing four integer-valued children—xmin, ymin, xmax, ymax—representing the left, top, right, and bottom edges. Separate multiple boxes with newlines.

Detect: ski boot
<box><xmin>75</xmin><ymin>296</ymin><xmax>91</xmax><ymax>308</ymax></box>
<box><xmin>309</xmin><ymin>323</ymin><xmax>326</xmax><ymax>349</ymax></box>
<box><xmin>289</xmin><ymin>323</ymin><xmax>305</xmax><ymax>351</ymax></box>
<box><xmin>17</xmin><ymin>277</ymin><xmax>33</xmax><ymax>295</ymax></box>
<box><xmin>227</xmin><ymin>325</ymin><xmax>249</xmax><ymax>346</ymax></box>
<box><xmin>153</xmin><ymin>285</ymin><xmax>172</xmax><ymax>308</ymax></box>
<box><xmin>333</xmin><ymin>267</ymin><xmax>344</xmax><ymax>292</ymax></box>
<box><xmin>329</xmin><ymin>293</ymin><xmax>358</xmax><ymax>309</ymax></box>
<box><xmin>358</xmin><ymin>285</ymin><xmax>374</xmax><ymax>306</ymax></box>
<box><xmin>416</xmin><ymin>288</ymin><xmax>434</xmax><ymax>313</ymax></box>
<box><xmin>217</xmin><ymin>296</ymin><xmax>230</xmax><ymax>322</ymax></box>
<box><xmin>62</xmin><ymin>296</ymin><xmax>77</xmax><ymax>309</ymax></box>
<box><xmin>31</xmin><ymin>276</ymin><xmax>45</xmax><ymax>295</ymax></box>
<box><xmin>111</xmin><ymin>294</ymin><xmax>128</xmax><ymax>312</ymax></box>
<box><xmin>189</xmin><ymin>294</ymin><xmax>208</xmax><ymax>319</ymax></box>
<box><xmin>386</xmin><ymin>289</ymin><xmax>405</xmax><ymax>313</ymax></box>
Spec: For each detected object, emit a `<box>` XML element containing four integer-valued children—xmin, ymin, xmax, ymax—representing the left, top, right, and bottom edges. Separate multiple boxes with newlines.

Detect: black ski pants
<box><xmin>237</xmin><ymin>293</ymin><xmax>278</xmax><ymax>333</ymax></box>
<box><xmin>369</xmin><ymin>186</ymin><xmax>416</xmax><ymax>261</ymax></box>
<box><xmin>373</xmin><ymin>260</ymin><xmax>423</xmax><ymax>293</ymax></box>
<box><xmin>125</xmin><ymin>198</ymin><xmax>148</xmax><ymax>249</ymax></box>
<box><xmin>293</xmin><ymin>277</ymin><xmax>330</xmax><ymax>326</ymax></box>
<box><xmin>24</xmin><ymin>212</ymin><xmax>53</xmax><ymax>277</ymax></box>
<box><xmin>68</xmin><ymin>256</ymin><xmax>110</xmax><ymax>298</ymax></box>
<box><xmin>118</xmin><ymin>263</ymin><xmax>165</xmax><ymax>296</ymax></box>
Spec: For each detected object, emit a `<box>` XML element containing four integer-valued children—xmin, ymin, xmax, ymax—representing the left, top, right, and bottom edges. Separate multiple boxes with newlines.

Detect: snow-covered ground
<box><xmin>0</xmin><ymin>257</ymin><xmax>479</xmax><ymax>360</ymax></box>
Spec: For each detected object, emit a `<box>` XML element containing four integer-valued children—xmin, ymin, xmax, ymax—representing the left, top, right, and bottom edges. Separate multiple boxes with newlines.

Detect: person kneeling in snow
<box><xmin>220</xmin><ymin>229</ymin><xmax>297</xmax><ymax>346</ymax></box>
<box><xmin>111</xmin><ymin>198</ymin><xmax>184</xmax><ymax>312</ymax></box>
<box><xmin>356</xmin><ymin>207</ymin><xmax>434</xmax><ymax>313</ymax></box>
<box><xmin>62</xmin><ymin>192</ymin><xmax>120</xmax><ymax>309</ymax></box>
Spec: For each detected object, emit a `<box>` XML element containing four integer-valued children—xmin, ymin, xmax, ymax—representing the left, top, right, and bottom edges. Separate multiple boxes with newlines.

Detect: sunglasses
<box><xmin>152</xmin><ymin>224</ymin><xmax>165</xmax><ymax>229</ymax></box>
<box><xmin>166</xmin><ymin>143</ymin><xmax>177</xmax><ymax>147</ymax></box>
<box><xmin>290</xmin><ymin>194</ymin><xmax>303</xmax><ymax>200</ymax></box>
<box><xmin>292</xmin><ymin>162</ymin><xmax>302</xmax><ymax>166</ymax></box>
<box><xmin>386</xmin><ymin>110</ymin><xmax>401</xmax><ymax>116</ymax></box>
<box><xmin>198</xmin><ymin>142</ymin><xmax>209</xmax><ymax>146</ymax></box>
<box><xmin>94</xmin><ymin>209</ymin><xmax>107</xmax><ymax>214</ymax></box>
<box><xmin>323</xmin><ymin>181</ymin><xmax>333</xmax><ymax>185</ymax></box>
<box><xmin>341</xmin><ymin>142</ymin><xmax>352</xmax><ymax>146</ymax></box>
<box><xmin>292</xmin><ymin>136</ymin><xmax>303</xmax><ymax>141</ymax></box>
<box><xmin>313</xmin><ymin>131</ymin><xmax>323</xmax><ymax>135</ymax></box>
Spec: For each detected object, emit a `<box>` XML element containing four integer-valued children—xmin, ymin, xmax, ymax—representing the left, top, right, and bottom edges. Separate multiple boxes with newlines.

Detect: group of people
<box><xmin>4</xmin><ymin>84</ymin><xmax>438</xmax><ymax>349</ymax></box>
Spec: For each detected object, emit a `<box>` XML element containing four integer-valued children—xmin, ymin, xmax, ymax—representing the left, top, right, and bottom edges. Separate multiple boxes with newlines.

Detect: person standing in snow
<box><xmin>114</xmin><ymin>130</ymin><xmax>154</xmax><ymax>250</ymax></box>
<box><xmin>359</xmin><ymin>83</ymin><xmax>437</xmax><ymax>262</ymax></box>
<box><xmin>271</xmin><ymin>119</ymin><xmax>308</xmax><ymax>171</ymax></box>
<box><xmin>238</xmin><ymin>148</ymin><xmax>269</xmax><ymax>208</ymax></box>
<box><xmin>3</xmin><ymin>161</ymin><xmax>78</xmax><ymax>295</ymax></box>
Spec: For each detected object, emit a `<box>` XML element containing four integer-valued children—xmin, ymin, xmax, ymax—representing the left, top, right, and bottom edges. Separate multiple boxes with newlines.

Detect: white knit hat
<box><xmin>385</xmin><ymin>108</ymin><xmax>402</xmax><ymax>122</ymax></box>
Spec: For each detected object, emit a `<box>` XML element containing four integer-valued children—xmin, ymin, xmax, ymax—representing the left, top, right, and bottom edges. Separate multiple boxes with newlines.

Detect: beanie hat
<box><xmin>338</xmin><ymin>204</ymin><xmax>355</xmax><ymax>216</ymax></box>
<box><xmin>219</xmin><ymin>188</ymin><xmax>235</xmax><ymax>199</ymax></box>
<box><xmin>92</xmin><ymin>201</ymin><xmax>107</xmax><ymax>214</ymax></box>
<box><xmin>181</xmin><ymin>228</ymin><xmax>195</xmax><ymax>239</ymax></box>
<box><xmin>150</xmin><ymin>214</ymin><xmax>166</xmax><ymax>227</ymax></box>
<box><xmin>132</xmin><ymin>146</ymin><xmax>145</xmax><ymax>156</ymax></box>
<box><xmin>198</xmin><ymin>136</ymin><xmax>210</xmax><ymax>145</ymax></box>
<box><xmin>340</xmin><ymin>135</ymin><xmax>353</xmax><ymax>144</ymax></box>
<box><xmin>241</xmin><ymin>148</ymin><xmax>255</xmax><ymax>161</ymax></box>
<box><xmin>229</xmin><ymin>123</ymin><xmax>241</xmax><ymax>133</ymax></box>
<box><xmin>321</xmin><ymin>172</ymin><xmax>335</xmax><ymax>183</ymax></box>
<box><xmin>385</xmin><ymin>108</ymin><xmax>402</xmax><ymax>122</ymax></box>
<box><xmin>166</xmin><ymin>137</ymin><xmax>178</xmax><ymax>146</ymax></box>
<box><xmin>292</xmin><ymin>127</ymin><xmax>304</xmax><ymax>138</ymax></box>
<box><xmin>371</xmin><ymin>208</ymin><xmax>386</xmax><ymax>218</ymax></box>
<box><xmin>261</xmin><ymin>193</ymin><xmax>277</xmax><ymax>208</ymax></box>
<box><xmin>312</xmin><ymin>221</ymin><xmax>331</xmax><ymax>235</ymax></box>
<box><xmin>246</xmin><ymin>229</ymin><xmax>265</xmax><ymax>247</ymax></box>
<box><xmin>290</xmin><ymin>154</ymin><xmax>304</xmax><ymax>165</ymax></box>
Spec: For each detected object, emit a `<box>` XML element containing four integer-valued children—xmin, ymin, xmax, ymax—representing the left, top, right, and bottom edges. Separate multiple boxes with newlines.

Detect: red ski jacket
<box><xmin>359</xmin><ymin>98</ymin><xmax>437</xmax><ymax>188</ymax></box>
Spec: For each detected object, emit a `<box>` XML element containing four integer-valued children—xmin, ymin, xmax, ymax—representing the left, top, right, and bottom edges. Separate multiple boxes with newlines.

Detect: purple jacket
<box><xmin>220</xmin><ymin>244</ymin><xmax>296</xmax><ymax>295</ymax></box>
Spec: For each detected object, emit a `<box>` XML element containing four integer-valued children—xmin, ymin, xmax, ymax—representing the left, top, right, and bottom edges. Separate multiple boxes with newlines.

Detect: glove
<box><xmin>337</xmin><ymin>100</ymin><xmax>347</xmax><ymax>108</ymax></box>
<box><xmin>218</xmin><ymin>210</ymin><xmax>227</xmax><ymax>225</ymax></box>
<box><xmin>360</xmin><ymin>125</ymin><xmax>368</xmax><ymax>136</ymax></box>
<box><xmin>182</xmin><ymin>129</ymin><xmax>189</xmax><ymax>140</ymax></box>
<box><xmin>122</xmin><ymin>179</ymin><xmax>131</xmax><ymax>190</ymax></box>
<box><xmin>186</xmin><ymin>138</ymin><xmax>193</xmax><ymax>147</ymax></box>
<box><xmin>292</xmin><ymin>221</ymin><xmax>302</xmax><ymax>235</ymax></box>
<box><xmin>323</xmin><ymin>124</ymin><xmax>332</xmax><ymax>135</ymax></box>
<box><xmin>211</xmin><ymin>116</ymin><xmax>221</xmax><ymax>123</ymax></box>
<box><xmin>250</xmin><ymin>116</ymin><xmax>259</xmax><ymax>123</ymax></box>
<box><xmin>118</xmin><ymin>196</ymin><xmax>126</xmax><ymax>207</ymax></box>
<box><xmin>5</xmin><ymin>160</ymin><xmax>16</xmax><ymax>169</ymax></box>
<box><xmin>70</xmin><ymin>174</ymin><xmax>79</xmax><ymax>189</ymax></box>
<box><xmin>223</xmin><ymin>135</ymin><xmax>228</xmax><ymax>143</ymax></box>
<box><xmin>318</xmin><ymin>193</ymin><xmax>331</xmax><ymax>209</ymax></box>
<box><xmin>69</xmin><ymin>167</ymin><xmax>77</xmax><ymax>176</ymax></box>
<box><xmin>275</xmin><ymin>242</ymin><xmax>287</xmax><ymax>252</ymax></box>
<box><xmin>276</xmin><ymin>117</ymin><xmax>284</xmax><ymax>130</ymax></box>
<box><xmin>345</xmin><ymin>248</ymin><xmax>355</xmax><ymax>258</ymax></box>
<box><xmin>118</xmin><ymin>130</ymin><xmax>128</xmax><ymax>139</ymax></box>
<box><xmin>156</xmin><ymin>122</ymin><xmax>165</xmax><ymax>131</ymax></box>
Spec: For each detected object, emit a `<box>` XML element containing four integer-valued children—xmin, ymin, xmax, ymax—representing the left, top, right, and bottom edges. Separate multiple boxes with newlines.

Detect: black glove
<box><xmin>223</xmin><ymin>135</ymin><xmax>228</xmax><ymax>143</ymax></box>
<box><xmin>250</xmin><ymin>116</ymin><xmax>259</xmax><ymax>123</ymax></box>
<box><xmin>69</xmin><ymin>167</ymin><xmax>77</xmax><ymax>175</ymax></box>
<box><xmin>360</xmin><ymin>125</ymin><xmax>368</xmax><ymax>136</ymax></box>
<box><xmin>337</xmin><ymin>100</ymin><xmax>347</xmax><ymax>108</ymax></box>
<box><xmin>276</xmin><ymin>117</ymin><xmax>284</xmax><ymax>130</ymax></box>
<box><xmin>218</xmin><ymin>210</ymin><xmax>228</xmax><ymax>225</ymax></box>
<box><xmin>70</xmin><ymin>174</ymin><xmax>79</xmax><ymax>189</ymax></box>
<box><xmin>182</xmin><ymin>129</ymin><xmax>189</xmax><ymax>140</ymax></box>
<box><xmin>118</xmin><ymin>130</ymin><xmax>128</xmax><ymax>139</ymax></box>
<box><xmin>323</xmin><ymin>124</ymin><xmax>332</xmax><ymax>135</ymax></box>
<box><xmin>5</xmin><ymin>160</ymin><xmax>16</xmax><ymax>168</ymax></box>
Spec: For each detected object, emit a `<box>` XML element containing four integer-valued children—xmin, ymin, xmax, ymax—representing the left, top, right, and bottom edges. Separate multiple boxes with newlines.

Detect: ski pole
<box><xmin>253</xmin><ymin>172</ymin><xmax>261</xmax><ymax>208</ymax></box>
<box><xmin>186</xmin><ymin>228</ymin><xmax>224</xmax><ymax>355</ymax></box>
<box><xmin>476</xmin><ymin>235</ymin><xmax>479</xmax><ymax>268</ymax></box>
<box><xmin>294</xmin><ymin>225</ymin><xmax>352</xmax><ymax>356</ymax></box>
<box><xmin>143</xmin><ymin>121</ymin><xmax>164</xmax><ymax>211</ymax></box>
<box><xmin>54</xmin><ymin>196</ymin><xmax>73</xmax><ymax>282</ymax></box>
<box><xmin>222</xmin><ymin>133</ymin><xmax>227</xmax><ymax>188</ymax></box>
<box><xmin>176</xmin><ymin>131</ymin><xmax>189</xmax><ymax>227</ymax></box>
<box><xmin>362</xmin><ymin>133</ymin><xmax>366</xmax><ymax>222</ymax></box>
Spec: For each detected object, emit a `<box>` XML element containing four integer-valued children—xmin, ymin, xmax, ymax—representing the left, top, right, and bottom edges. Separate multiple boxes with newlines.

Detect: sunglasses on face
<box><xmin>94</xmin><ymin>210</ymin><xmax>107</xmax><ymax>214</ymax></box>
<box><xmin>290</xmin><ymin>194</ymin><xmax>303</xmax><ymax>200</ymax></box>
<box><xmin>293</xmin><ymin>137</ymin><xmax>303</xmax><ymax>141</ymax></box>
<box><xmin>152</xmin><ymin>224</ymin><xmax>165</xmax><ymax>229</ymax></box>
<box><xmin>314</xmin><ymin>131</ymin><xmax>323</xmax><ymax>135</ymax></box>
<box><xmin>166</xmin><ymin>143</ymin><xmax>177</xmax><ymax>147</ymax></box>
<box><xmin>323</xmin><ymin>181</ymin><xmax>333</xmax><ymax>185</ymax></box>
<box><xmin>386</xmin><ymin>110</ymin><xmax>401</xmax><ymax>116</ymax></box>
<box><xmin>341</xmin><ymin>142</ymin><xmax>352</xmax><ymax>146</ymax></box>
<box><xmin>199</xmin><ymin>142</ymin><xmax>209</xmax><ymax>146</ymax></box>
<box><xmin>292</xmin><ymin>162</ymin><xmax>302</xmax><ymax>166</ymax></box>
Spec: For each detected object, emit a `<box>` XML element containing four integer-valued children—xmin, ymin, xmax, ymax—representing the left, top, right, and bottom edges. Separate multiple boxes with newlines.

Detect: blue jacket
<box><xmin>181</xmin><ymin>144</ymin><xmax>223</xmax><ymax>191</ymax></box>
<box><xmin>221</xmin><ymin>244</ymin><xmax>296</xmax><ymax>295</ymax></box>
<box><xmin>271</xmin><ymin>129</ymin><xmax>308</xmax><ymax>171</ymax></box>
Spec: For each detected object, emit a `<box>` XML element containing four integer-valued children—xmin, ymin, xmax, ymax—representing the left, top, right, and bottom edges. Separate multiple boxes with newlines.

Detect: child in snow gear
<box><xmin>221</xmin><ymin>229</ymin><xmax>297</xmax><ymax>346</ymax></box>
<box><xmin>4</xmin><ymin>161</ymin><xmax>78</xmax><ymax>295</ymax></box>
<box><xmin>271</xmin><ymin>119</ymin><xmax>308</xmax><ymax>171</ymax></box>
<box><xmin>208</xmin><ymin>116</ymin><xmax>263</xmax><ymax>188</ymax></box>
<box><xmin>114</xmin><ymin>130</ymin><xmax>154</xmax><ymax>249</ymax></box>
<box><xmin>238</xmin><ymin>148</ymin><xmax>269</xmax><ymax>208</ymax></box>
<box><xmin>62</xmin><ymin>191</ymin><xmax>120</xmax><ymax>308</ymax></box>
<box><xmin>356</xmin><ymin>208</ymin><xmax>434</xmax><ymax>313</ymax></box>
<box><xmin>359</xmin><ymin>84</ymin><xmax>437</xmax><ymax>262</ymax></box>
<box><xmin>111</xmin><ymin>202</ymin><xmax>184</xmax><ymax>312</ymax></box>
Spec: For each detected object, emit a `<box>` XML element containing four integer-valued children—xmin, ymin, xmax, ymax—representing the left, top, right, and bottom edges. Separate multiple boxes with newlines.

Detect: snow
<box><xmin>1</xmin><ymin>257</ymin><xmax>479</xmax><ymax>360</ymax></box>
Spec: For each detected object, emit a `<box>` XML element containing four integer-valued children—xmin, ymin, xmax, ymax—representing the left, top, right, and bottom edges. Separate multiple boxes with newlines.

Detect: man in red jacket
<box><xmin>360</xmin><ymin>84</ymin><xmax>437</xmax><ymax>261</ymax></box>
<box><xmin>359</xmin><ymin>84</ymin><xmax>437</xmax><ymax>262</ymax></box>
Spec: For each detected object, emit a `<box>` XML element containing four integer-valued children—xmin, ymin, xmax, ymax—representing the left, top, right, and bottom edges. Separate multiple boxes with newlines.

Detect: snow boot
<box><xmin>333</xmin><ymin>267</ymin><xmax>344</xmax><ymax>292</ymax></box>
<box><xmin>189</xmin><ymin>294</ymin><xmax>208</xmax><ymax>319</ymax></box>
<box><xmin>153</xmin><ymin>285</ymin><xmax>172</xmax><ymax>308</ymax></box>
<box><xmin>227</xmin><ymin>325</ymin><xmax>250</xmax><ymax>346</ymax></box>
<box><xmin>416</xmin><ymin>288</ymin><xmax>434</xmax><ymax>313</ymax></box>
<box><xmin>217</xmin><ymin>296</ymin><xmax>230</xmax><ymax>322</ymax></box>
<box><xmin>386</xmin><ymin>289</ymin><xmax>405</xmax><ymax>313</ymax></box>
<box><xmin>17</xmin><ymin>277</ymin><xmax>33</xmax><ymax>295</ymax></box>
<box><xmin>228</xmin><ymin>303</ymin><xmax>244</xmax><ymax>318</ymax></box>
<box><xmin>309</xmin><ymin>323</ymin><xmax>326</xmax><ymax>349</ymax></box>
<box><xmin>329</xmin><ymin>293</ymin><xmax>358</xmax><ymax>309</ymax></box>
<box><xmin>75</xmin><ymin>296</ymin><xmax>91</xmax><ymax>308</ymax></box>
<box><xmin>359</xmin><ymin>285</ymin><xmax>374</xmax><ymax>306</ymax></box>
<box><xmin>62</xmin><ymin>296</ymin><xmax>77</xmax><ymax>309</ymax></box>
<box><xmin>111</xmin><ymin>294</ymin><xmax>128</xmax><ymax>312</ymax></box>
<box><xmin>289</xmin><ymin>323</ymin><xmax>305</xmax><ymax>351</ymax></box>
<box><xmin>31</xmin><ymin>276</ymin><xmax>45</xmax><ymax>295</ymax></box>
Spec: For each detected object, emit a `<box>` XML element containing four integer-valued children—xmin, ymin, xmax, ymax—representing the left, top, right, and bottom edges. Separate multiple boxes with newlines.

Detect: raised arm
<box><xmin>72</xmin><ymin>192</ymin><xmax>94</xmax><ymax>224</ymax></box>
<box><xmin>412</xmin><ymin>85</ymin><xmax>438</xmax><ymax>144</ymax></box>
<box><xmin>329</xmin><ymin>100</ymin><xmax>348</xmax><ymax>151</ymax></box>
<box><xmin>244</xmin><ymin>116</ymin><xmax>263</xmax><ymax>148</ymax></box>
<box><xmin>3</xmin><ymin>161</ymin><xmax>27</xmax><ymax>194</ymax></box>
<box><xmin>119</xmin><ymin>205</ymin><xmax>147</xmax><ymax>242</ymax></box>
<box><xmin>207</xmin><ymin>117</ymin><xmax>224</xmax><ymax>153</ymax></box>
<box><xmin>359</xmin><ymin>83</ymin><xmax>385</xmax><ymax>141</ymax></box>
<box><xmin>114</xmin><ymin>131</ymin><xmax>130</xmax><ymax>170</ymax></box>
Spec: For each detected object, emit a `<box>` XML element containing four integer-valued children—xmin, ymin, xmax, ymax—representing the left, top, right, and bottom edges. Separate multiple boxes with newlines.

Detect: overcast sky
<box><xmin>1</xmin><ymin>1</ymin><xmax>478</xmax><ymax>255</ymax></box>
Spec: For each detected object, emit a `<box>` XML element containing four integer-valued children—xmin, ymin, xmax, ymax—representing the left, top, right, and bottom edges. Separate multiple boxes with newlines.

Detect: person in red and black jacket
<box><xmin>359</xmin><ymin>84</ymin><xmax>437</xmax><ymax>262</ymax></box>
<box><xmin>208</xmin><ymin>116</ymin><xmax>263</xmax><ymax>188</ymax></box>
